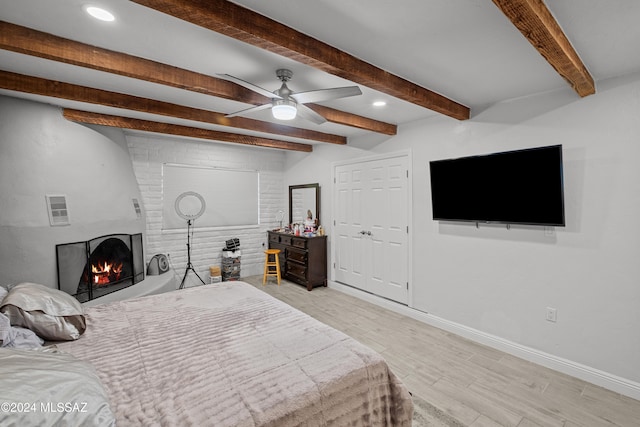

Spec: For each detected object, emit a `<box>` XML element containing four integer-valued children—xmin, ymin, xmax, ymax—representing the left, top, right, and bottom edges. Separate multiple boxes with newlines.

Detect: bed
<box><xmin>43</xmin><ymin>281</ymin><xmax>413</xmax><ymax>426</ymax></box>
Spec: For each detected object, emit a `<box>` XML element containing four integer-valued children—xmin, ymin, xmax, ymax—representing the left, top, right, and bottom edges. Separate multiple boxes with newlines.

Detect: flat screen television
<box><xmin>429</xmin><ymin>145</ymin><xmax>565</xmax><ymax>226</ymax></box>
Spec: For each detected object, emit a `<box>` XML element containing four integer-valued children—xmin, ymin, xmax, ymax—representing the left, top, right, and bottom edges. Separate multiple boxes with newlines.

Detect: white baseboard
<box><xmin>328</xmin><ymin>280</ymin><xmax>640</xmax><ymax>401</ymax></box>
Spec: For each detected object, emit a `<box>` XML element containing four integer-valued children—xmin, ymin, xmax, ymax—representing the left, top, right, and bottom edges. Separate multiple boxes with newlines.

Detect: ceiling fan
<box><xmin>217</xmin><ymin>69</ymin><xmax>362</xmax><ymax>124</ymax></box>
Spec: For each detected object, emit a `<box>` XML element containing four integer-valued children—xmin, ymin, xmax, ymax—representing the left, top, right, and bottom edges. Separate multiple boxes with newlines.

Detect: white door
<box><xmin>334</xmin><ymin>155</ymin><xmax>409</xmax><ymax>304</ymax></box>
<box><xmin>335</xmin><ymin>162</ymin><xmax>366</xmax><ymax>289</ymax></box>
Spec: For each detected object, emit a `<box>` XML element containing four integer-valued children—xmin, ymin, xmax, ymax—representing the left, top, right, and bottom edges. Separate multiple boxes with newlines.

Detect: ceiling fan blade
<box><xmin>296</xmin><ymin>104</ymin><xmax>327</xmax><ymax>125</ymax></box>
<box><xmin>290</xmin><ymin>86</ymin><xmax>362</xmax><ymax>104</ymax></box>
<box><xmin>225</xmin><ymin>103</ymin><xmax>272</xmax><ymax>118</ymax></box>
<box><xmin>216</xmin><ymin>74</ymin><xmax>282</xmax><ymax>99</ymax></box>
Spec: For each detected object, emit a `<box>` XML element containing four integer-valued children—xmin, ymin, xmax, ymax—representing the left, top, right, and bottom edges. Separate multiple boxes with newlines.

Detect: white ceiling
<box><xmin>1</xmin><ymin>0</ymin><xmax>639</xmax><ymax>142</ymax></box>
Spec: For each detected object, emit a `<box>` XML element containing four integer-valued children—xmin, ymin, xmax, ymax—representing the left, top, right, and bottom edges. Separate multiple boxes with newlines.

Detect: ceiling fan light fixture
<box><xmin>272</xmin><ymin>99</ymin><xmax>297</xmax><ymax>120</ymax></box>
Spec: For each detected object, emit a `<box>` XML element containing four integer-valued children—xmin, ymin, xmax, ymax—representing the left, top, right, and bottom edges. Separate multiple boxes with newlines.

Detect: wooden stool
<box><xmin>263</xmin><ymin>249</ymin><xmax>281</xmax><ymax>285</ymax></box>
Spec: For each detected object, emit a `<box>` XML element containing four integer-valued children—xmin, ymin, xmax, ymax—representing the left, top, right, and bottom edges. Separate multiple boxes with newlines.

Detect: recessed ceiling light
<box><xmin>86</xmin><ymin>6</ymin><xmax>115</xmax><ymax>22</ymax></box>
<box><xmin>373</xmin><ymin>101</ymin><xmax>387</xmax><ymax>107</ymax></box>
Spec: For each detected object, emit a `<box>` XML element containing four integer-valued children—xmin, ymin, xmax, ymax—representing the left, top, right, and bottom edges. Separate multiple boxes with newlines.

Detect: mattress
<box><xmin>57</xmin><ymin>281</ymin><xmax>413</xmax><ymax>426</ymax></box>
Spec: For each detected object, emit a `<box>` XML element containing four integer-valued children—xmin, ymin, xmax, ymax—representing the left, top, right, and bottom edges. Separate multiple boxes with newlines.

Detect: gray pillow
<box><xmin>0</xmin><ymin>282</ymin><xmax>86</xmax><ymax>341</ymax></box>
<box><xmin>0</xmin><ymin>312</ymin><xmax>43</xmax><ymax>348</ymax></box>
<box><xmin>0</xmin><ymin>347</ymin><xmax>115</xmax><ymax>426</ymax></box>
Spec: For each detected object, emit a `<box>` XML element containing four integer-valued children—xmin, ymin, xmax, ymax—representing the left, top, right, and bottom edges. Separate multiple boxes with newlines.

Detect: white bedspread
<box><xmin>58</xmin><ymin>281</ymin><xmax>413</xmax><ymax>426</ymax></box>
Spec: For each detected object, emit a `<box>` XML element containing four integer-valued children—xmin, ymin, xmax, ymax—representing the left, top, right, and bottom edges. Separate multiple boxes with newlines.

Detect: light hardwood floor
<box><xmin>242</xmin><ymin>276</ymin><xmax>640</xmax><ymax>427</ymax></box>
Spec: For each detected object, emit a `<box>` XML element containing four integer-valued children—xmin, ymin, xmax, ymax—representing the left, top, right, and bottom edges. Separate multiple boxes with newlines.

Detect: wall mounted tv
<box><xmin>429</xmin><ymin>145</ymin><xmax>565</xmax><ymax>226</ymax></box>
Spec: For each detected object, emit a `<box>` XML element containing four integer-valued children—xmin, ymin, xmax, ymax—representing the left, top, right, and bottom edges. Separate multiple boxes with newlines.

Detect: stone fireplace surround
<box><xmin>0</xmin><ymin>96</ymin><xmax>177</xmax><ymax>301</ymax></box>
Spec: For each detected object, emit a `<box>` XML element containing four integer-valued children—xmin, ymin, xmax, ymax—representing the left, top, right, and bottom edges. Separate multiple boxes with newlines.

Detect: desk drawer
<box><xmin>286</xmin><ymin>248</ymin><xmax>307</xmax><ymax>264</ymax></box>
<box><xmin>268</xmin><ymin>233</ymin><xmax>280</xmax><ymax>243</ymax></box>
<box><xmin>280</xmin><ymin>235</ymin><xmax>292</xmax><ymax>246</ymax></box>
<box><xmin>286</xmin><ymin>262</ymin><xmax>307</xmax><ymax>279</ymax></box>
<box><xmin>292</xmin><ymin>237</ymin><xmax>307</xmax><ymax>249</ymax></box>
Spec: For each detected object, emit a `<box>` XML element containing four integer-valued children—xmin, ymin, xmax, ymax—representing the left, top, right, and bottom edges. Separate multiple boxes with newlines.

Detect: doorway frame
<box><xmin>330</xmin><ymin>150</ymin><xmax>413</xmax><ymax>307</ymax></box>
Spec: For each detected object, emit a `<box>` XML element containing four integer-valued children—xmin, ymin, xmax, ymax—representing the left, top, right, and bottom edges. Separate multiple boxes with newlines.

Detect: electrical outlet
<box><xmin>546</xmin><ymin>307</ymin><xmax>557</xmax><ymax>322</ymax></box>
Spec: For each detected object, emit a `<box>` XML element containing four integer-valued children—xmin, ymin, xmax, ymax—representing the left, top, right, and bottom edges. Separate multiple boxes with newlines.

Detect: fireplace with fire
<box><xmin>56</xmin><ymin>233</ymin><xmax>144</xmax><ymax>302</ymax></box>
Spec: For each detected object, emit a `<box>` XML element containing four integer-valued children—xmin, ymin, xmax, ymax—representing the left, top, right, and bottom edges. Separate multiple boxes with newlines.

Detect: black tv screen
<box><xmin>429</xmin><ymin>145</ymin><xmax>565</xmax><ymax>226</ymax></box>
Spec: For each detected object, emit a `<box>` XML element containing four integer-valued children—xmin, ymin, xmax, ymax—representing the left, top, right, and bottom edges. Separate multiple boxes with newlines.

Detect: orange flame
<box><xmin>92</xmin><ymin>261</ymin><xmax>123</xmax><ymax>285</ymax></box>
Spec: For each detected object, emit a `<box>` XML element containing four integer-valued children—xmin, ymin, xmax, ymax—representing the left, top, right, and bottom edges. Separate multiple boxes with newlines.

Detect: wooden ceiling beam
<box><xmin>492</xmin><ymin>0</ymin><xmax>595</xmax><ymax>97</ymax></box>
<box><xmin>130</xmin><ymin>0</ymin><xmax>470</xmax><ymax>121</ymax></box>
<box><xmin>0</xmin><ymin>21</ymin><xmax>265</xmax><ymax>103</ymax></box>
<box><xmin>0</xmin><ymin>70</ymin><xmax>346</xmax><ymax>145</ymax></box>
<box><xmin>63</xmin><ymin>109</ymin><xmax>313</xmax><ymax>152</ymax></box>
<box><xmin>0</xmin><ymin>20</ymin><xmax>395</xmax><ymax>135</ymax></box>
<box><xmin>306</xmin><ymin>105</ymin><xmax>396</xmax><ymax>136</ymax></box>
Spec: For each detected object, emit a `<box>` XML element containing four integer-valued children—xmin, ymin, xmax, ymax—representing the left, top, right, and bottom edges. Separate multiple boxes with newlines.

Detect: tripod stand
<box><xmin>179</xmin><ymin>219</ymin><xmax>206</xmax><ymax>289</ymax></box>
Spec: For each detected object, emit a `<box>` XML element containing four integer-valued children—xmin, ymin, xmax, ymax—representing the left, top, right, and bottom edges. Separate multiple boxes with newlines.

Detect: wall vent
<box><xmin>132</xmin><ymin>198</ymin><xmax>142</xmax><ymax>218</ymax></box>
<box><xmin>46</xmin><ymin>194</ymin><xmax>70</xmax><ymax>226</ymax></box>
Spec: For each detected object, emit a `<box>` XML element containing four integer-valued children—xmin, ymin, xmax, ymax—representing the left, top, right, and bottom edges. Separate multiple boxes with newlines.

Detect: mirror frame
<box><xmin>289</xmin><ymin>183</ymin><xmax>320</xmax><ymax>226</ymax></box>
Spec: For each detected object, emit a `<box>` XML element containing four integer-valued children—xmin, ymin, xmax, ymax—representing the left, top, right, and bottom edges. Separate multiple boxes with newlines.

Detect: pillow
<box><xmin>0</xmin><ymin>311</ymin><xmax>43</xmax><ymax>348</ymax></box>
<box><xmin>0</xmin><ymin>282</ymin><xmax>86</xmax><ymax>341</ymax></box>
<box><xmin>0</xmin><ymin>347</ymin><xmax>115</xmax><ymax>427</ymax></box>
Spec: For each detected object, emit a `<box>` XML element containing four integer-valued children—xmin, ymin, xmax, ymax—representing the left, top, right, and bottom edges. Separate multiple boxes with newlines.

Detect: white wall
<box><xmin>284</xmin><ymin>72</ymin><xmax>640</xmax><ymax>388</ymax></box>
<box><xmin>284</xmin><ymin>145</ymin><xmax>370</xmax><ymax>228</ymax></box>
<box><xmin>127</xmin><ymin>134</ymin><xmax>286</xmax><ymax>283</ymax></box>
<box><xmin>0</xmin><ymin>96</ymin><xmax>144</xmax><ymax>287</ymax></box>
<box><xmin>0</xmin><ymin>95</ymin><xmax>287</xmax><ymax>289</ymax></box>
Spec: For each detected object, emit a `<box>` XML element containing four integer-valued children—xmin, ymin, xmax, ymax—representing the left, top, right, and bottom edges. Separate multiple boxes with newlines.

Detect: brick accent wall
<box><xmin>127</xmin><ymin>134</ymin><xmax>285</xmax><ymax>285</ymax></box>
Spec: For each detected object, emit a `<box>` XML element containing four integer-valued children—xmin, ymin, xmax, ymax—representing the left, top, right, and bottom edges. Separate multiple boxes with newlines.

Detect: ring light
<box><xmin>175</xmin><ymin>191</ymin><xmax>206</xmax><ymax>221</ymax></box>
<box><xmin>175</xmin><ymin>191</ymin><xmax>207</xmax><ymax>289</ymax></box>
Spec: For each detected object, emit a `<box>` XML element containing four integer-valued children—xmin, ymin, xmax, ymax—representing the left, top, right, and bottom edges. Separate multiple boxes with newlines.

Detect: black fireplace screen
<box><xmin>56</xmin><ymin>233</ymin><xmax>144</xmax><ymax>302</ymax></box>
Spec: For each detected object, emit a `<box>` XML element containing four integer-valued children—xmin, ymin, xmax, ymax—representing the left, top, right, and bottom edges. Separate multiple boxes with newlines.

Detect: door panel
<box><xmin>367</xmin><ymin>157</ymin><xmax>408</xmax><ymax>303</ymax></box>
<box><xmin>334</xmin><ymin>164</ymin><xmax>366</xmax><ymax>289</ymax></box>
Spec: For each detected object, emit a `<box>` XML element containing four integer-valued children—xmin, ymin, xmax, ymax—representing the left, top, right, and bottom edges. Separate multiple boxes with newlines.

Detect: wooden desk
<box><xmin>267</xmin><ymin>231</ymin><xmax>327</xmax><ymax>291</ymax></box>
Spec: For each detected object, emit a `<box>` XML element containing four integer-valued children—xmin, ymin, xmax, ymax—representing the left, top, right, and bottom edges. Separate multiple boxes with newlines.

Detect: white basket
<box><xmin>222</xmin><ymin>250</ymin><xmax>241</xmax><ymax>258</ymax></box>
